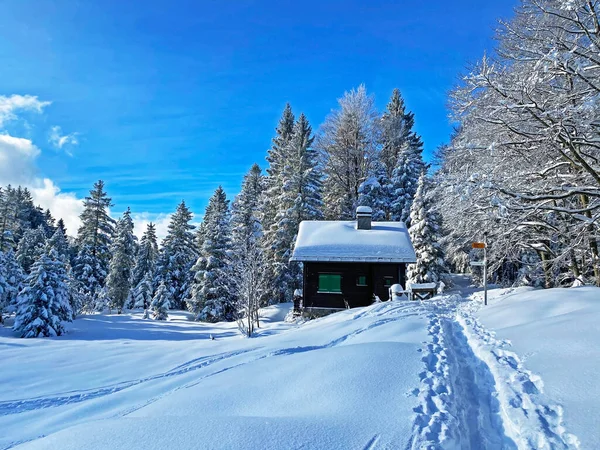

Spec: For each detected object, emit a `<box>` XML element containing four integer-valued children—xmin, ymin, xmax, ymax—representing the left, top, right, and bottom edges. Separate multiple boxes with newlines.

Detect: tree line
<box><xmin>1</xmin><ymin>85</ymin><xmax>430</xmax><ymax>337</ymax></box>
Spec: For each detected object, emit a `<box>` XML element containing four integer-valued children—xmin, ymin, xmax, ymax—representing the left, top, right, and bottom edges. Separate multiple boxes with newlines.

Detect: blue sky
<box><xmin>0</xmin><ymin>0</ymin><xmax>517</xmax><ymax>231</ymax></box>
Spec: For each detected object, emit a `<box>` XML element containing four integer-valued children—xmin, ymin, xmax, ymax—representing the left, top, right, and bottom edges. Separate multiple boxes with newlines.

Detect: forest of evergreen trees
<box><xmin>0</xmin><ymin>86</ymin><xmax>432</xmax><ymax>337</ymax></box>
<box><xmin>1</xmin><ymin>0</ymin><xmax>599</xmax><ymax>337</ymax></box>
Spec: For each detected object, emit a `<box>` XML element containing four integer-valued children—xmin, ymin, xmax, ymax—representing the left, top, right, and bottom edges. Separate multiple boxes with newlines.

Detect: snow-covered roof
<box><xmin>290</xmin><ymin>220</ymin><xmax>417</xmax><ymax>263</ymax></box>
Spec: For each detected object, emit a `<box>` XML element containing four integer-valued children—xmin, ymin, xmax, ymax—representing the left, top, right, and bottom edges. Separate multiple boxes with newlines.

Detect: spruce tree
<box><xmin>132</xmin><ymin>222</ymin><xmax>159</xmax><ymax>288</ymax></box>
<box><xmin>0</xmin><ymin>186</ymin><xmax>16</xmax><ymax>251</ymax></box>
<box><xmin>231</xmin><ymin>164</ymin><xmax>264</xmax><ymax>255</ymax></box>
<box><xmin>380</xmin><ymin>89</ymin><xmax>419</xmax><ymax>175</ymax></box>
<box><xmin>133</xmin><ymin>271</ymin><xmax>154</xmax><ymax>309</ymax></box>
<box><xmin>188</xmin><ymin>187</ymin><xmax>232</xmax><ymax>322</ymax></box>
<box><xmin>0</xmin><ymin>255</ymin><xmax>7</xmax><ymax>323</ymax></box>
<box><xmin>263</xmin><ymin>113</ymin><xmax>323</xmax><ymax>303</ymax></box>
<box><xmin>0</xmin><ymin>186</ymin><xmax>40</xmax><ymax>250</ymax></box>
<box><xmin>407</xmin><ymin>173</ymin><xmax>448</xmax><ymax>284</ymax></box>
<box><xmin>262</xmin><ymin>104</ymin><xmax>296</xmax><ymax>235</ymax></box>
<box><xmin>154</xmin><ymin>201</ymin><xmax>197</xmax><ymax>309</ymax></box>
<box><xmin>15</xmin><ymin>227</ymin><xmax>47</xmax><ymax>273</ymax></box>
<box><xmin>390</xmin><ymin>147</ymin><xmax>426</xmax><ymax>225</ymax></box>
<box><xmin>47</xmin><ymin>226</ymin><xmax>70</xmax><ymax>261</ymax></box>
<box><xmin>41</xmin><ymin>209</ymin><xmax>56</xmax><ymax>237</ymax></box>
<box><xmin>151</xmin><ymin>282</ymin><xmax>170</xmax><ymax>320</ymax></box>
<box><xmin>56</xmin><ymin>218</ymin><xmax>68</xmax><ymax>237</ymax></box>
<box><xmin>0</xmin><ymin>250</ymin><xmax>25</xmax><ymax>317</ymax></box>
<box><xmin>358</xmin><ymin>156</ymin><xmax>391</xmax><ymax>221</ymax></box>
<box><xmin>73</xmin><ymin>180</ymin><xmax>115</xmax><ymax>306</ymax></box>
<box><xmin>106</xmin><ymin>208</ymin><xmax>136</xmax><ymax>313</ymax></box>
<box><xmin>13</xmin><ymin>248</ymin><xmax>73</xmax><ymax>338</ymax></box>
<box><xmin>380</xmin><ymin>90</ymin><xmax>426</xmax><ymax>225</ymax></box>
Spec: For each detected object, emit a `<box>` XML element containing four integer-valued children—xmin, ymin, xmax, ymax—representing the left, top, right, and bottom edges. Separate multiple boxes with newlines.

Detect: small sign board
<box><xmin>470</xmin><ymin>261</ymin><xmax>485</xmax><ymax>266</ymax></box>
<box><xmin>472</xmin><ymin>242</ymin><xmax>486</xmax><ymax>249</ymax></box>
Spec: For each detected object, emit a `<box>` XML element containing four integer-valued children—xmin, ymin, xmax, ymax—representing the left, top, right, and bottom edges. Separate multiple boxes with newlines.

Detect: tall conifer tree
<box><xmin>155</xmin><ymin>201</ymin><xmax>197</xmax><ymax>309</ymax></box>
<box><xmin>263</xmin><ymin>113</ymin><xmax>323</xmax><ymax>303</ymax></box>
<box><xmin>73</xmin><ymin>180</ymin><xmax>115</xmax><ymax>306</ymax></box>
<box><xmin>407</xmin><ymin>173</ymin><xmax>448</xmax><ymax>284</ymax></box>
<box><xmin>188</xmin><ymin>187</ymin><xmax>232</xmax><ymax>322</ymax></box>
<box><xmin>106</xmin><ymin>208</ymin><xmax>136</xmax><ymax>313</ymax></box>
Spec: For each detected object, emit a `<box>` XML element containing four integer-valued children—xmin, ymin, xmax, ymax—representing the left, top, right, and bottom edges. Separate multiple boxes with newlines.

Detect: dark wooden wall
<box><xmin>303</xmin><ymin>262</ymin><xmax>406</xmax><ymax>309</ymax></box>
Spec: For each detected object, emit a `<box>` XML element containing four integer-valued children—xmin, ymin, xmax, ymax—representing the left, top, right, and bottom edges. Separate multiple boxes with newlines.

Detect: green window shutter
<box><xmin>357</xmin><ymin>276</ymin><xmax>367</xmax><ymax>286</ymax></box>
<box><xmin>319</xmin><ymin>274</ymin><xmax>342</xmax><ymax>293</ymax></box>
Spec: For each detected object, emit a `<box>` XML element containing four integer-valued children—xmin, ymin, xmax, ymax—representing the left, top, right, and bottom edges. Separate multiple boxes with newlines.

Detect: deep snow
<box><xmin>0</xmin><ymin>280</ymin><xmax>598</xmax><ymax>449</ymax></box>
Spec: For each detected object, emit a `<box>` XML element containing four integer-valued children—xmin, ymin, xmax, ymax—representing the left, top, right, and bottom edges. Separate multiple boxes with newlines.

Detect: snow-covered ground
<box><xmin>1</xmin><ymin>280</ymin><xmax>598</xmax><ymax>449</ymax></box>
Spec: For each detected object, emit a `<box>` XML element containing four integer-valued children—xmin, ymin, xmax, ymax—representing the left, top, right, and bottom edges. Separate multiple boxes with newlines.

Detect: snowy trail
<box><xmin>410</xmin><ymin>295</ymin><xmax>579</xmax><ymax>450</ymax></box>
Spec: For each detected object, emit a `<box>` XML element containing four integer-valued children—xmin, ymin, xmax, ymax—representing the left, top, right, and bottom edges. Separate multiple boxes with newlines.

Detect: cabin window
<box><xmin>356</xmin><ymin>275</ymin><xmax>367</xmax><ymax>286</ymax></box>
<box><xmin>383</xmin><ymin>277</ymin><xmax>394</xmax><ymax>287</ymax></box>
<box><xmin>318</xmin><ymin>274</ymin><xmax>342</xmax><ymax>293</ymax></box>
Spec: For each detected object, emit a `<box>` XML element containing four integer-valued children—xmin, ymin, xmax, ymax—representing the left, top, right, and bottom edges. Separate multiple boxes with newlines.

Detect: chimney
<box><xmin>356</xmin><ymin>206</ymin><xmax>372</xmax><ymax>230</ymax></box>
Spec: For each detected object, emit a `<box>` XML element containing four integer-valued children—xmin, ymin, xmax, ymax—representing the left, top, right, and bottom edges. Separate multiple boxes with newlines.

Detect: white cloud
<box><xmin>0</xmin><ymin>94</ymin><xmax>84</xmax><ymax>235</ymax></box>
<box><xmin>0</xmin><ymin>93</ymin><xmax>179</xmax><ymax>242</ymax></box>
<box><xmin>0</xmin><ymin>134</ymin><xmax>41</xmax><ymax>185</ymax></box>
<box><xmin>0</xmin><ymin>94</ymin><xmax>51</xmax><ymax>127</ymax></box>
<box><xmin>49</xmin><ymin>125</ymin><xmax>78</xmax><ymax>153</ymax></box>
<box><xmin>29</xmin><ymin>179</ymin><xmax>84</xmax><ymax>235</ymax></box>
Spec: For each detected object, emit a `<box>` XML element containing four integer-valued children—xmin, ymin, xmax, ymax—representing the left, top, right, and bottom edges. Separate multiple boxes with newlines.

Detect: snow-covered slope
<box><xmin>472</xmin><ymin>286</ymin><xmax>600</xmax><ymax>449</ymax></box>
<box><xmin>0</xmin><ymin>303</ymin><xmax>429</xmax><ymax>450</ymax></box>
<box><xmin>1</xmin><ymin>284</ymin><xmax>598</xmax><ymax>450</ymax></box>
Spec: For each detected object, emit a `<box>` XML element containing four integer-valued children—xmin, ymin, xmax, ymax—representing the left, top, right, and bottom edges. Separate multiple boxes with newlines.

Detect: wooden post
<box><xmin>483</xmin><ymin>232</ymin><xmax>488</xmax><ymax>306</ymax></box>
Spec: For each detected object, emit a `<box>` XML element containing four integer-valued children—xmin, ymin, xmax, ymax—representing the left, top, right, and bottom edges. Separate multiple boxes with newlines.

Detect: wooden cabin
<box><xmin>290</xmin><ymin>206</ymin><xmax>417</xmax><ymax>313</ymax></box>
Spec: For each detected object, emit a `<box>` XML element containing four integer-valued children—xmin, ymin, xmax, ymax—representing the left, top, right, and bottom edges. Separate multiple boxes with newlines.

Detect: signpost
<box><xmin>470</xmin><ymin>234</ymin><xmax>488</xmax><ymax>305</ymax></box>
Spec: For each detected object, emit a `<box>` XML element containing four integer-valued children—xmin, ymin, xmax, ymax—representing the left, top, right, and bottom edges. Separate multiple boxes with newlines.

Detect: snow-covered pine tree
<box><xmin>0</xmin><ymin>250</ymin><xmax>25</xmax><ymax>319</ymax></box>
<box><xmin>154</xmin><ymin>201</ymin><xmax>197</xmax><ymax>309</ymax></box>
<box><xmin>390</xmin><ymin>149</ymin><xmax>414</xmax><ymax>224</ymax></box>
<box><xmin>407</xmin><ymin>173</ymin><xmax>449</xmax><ymax>284</ymax></box>
<box><xmin>41</xmin><ymin>209</ymin><xmax>56</xmax><ymax>238</ymax></box>
<box><xmin>47</xmin><ymin>226</ymin><xmax>70</xmax><ymax>261</ymax></box>
<box><xmin>263</xmin><ymin>113</ymin><xmax>323</xmax><ymax>303</ymax></box>
<box><xmin>15</xmin><ymin>227</ymin><xmax>47</xmax><ymax>273</ymax></box>
<box><xmin>188</xmin><ymin>186</ymin><xmax>232</xmax><ymax>322</ymax></box>
<box><xmin>380</xmin><ymin>89</ymin><xmax>422</xmax><ymax>176</ymax></box>
<box><xmin>380</xmin><ymin>90</ymin><xmax>426</xmax><ymax>225</ymax></box>
<box><xmin>151</xmin><ymin>282</ymin><xmax>170</xmax><ymax>320</ymax></box>
<box><xmin>73</xmin><ymin>180</ymin><xmax>115</xmax><ymax>308</ymax></box>
<box><xmin>261</xmin><ymin>104</ymin><xmax>296</xmax><ymax>235</ymax></box>
<box><xmin>358</xmin><ymin>155</ymin><xmax>391</xmax><ymax>221</ymax></box>
<box><xmin>318</xmin><ymin>85</ymin><xmax>379</xmax><ymax>220</ymax></box>
<box><xmin>132</xmin><ymin>222</ymin><xmax>159</xmax><ymax>289</ymax></box>
<box><xmin>13</xmin><ymin>248</ymin><xmax>73</xmax><ymax>338</ymax></box>
<box><xmin>133</xmin><ymin>271</ymin><xmax>153</xmax><ymax>309</ymax></box>
<box><xmin>66</xmin><ymin>271</ymin><xmax>85</xmax><ymax>316</ymax></box>
<box><xmin>106</xmin><ymin>208</ymin><xmax>136</xmax><ymax>313</ymax></box>
<box><xmin>56</xmin><ymin>218</ymin><xmax>68</xmax><ymax>237</ymax></box>
<box><xmin>231</xmin><ymin>164</ymin><xmax>264</xmax><ymax>254</ymax></box>
<box><xmin>0</xmin><ymin>254</ymin><xmax>7</xmax><ymax>323</ymax></box>
<box><xmin>0</xmin><ymin>186</ymin><xmax>15</xmax><ymax>252</ymax></box>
